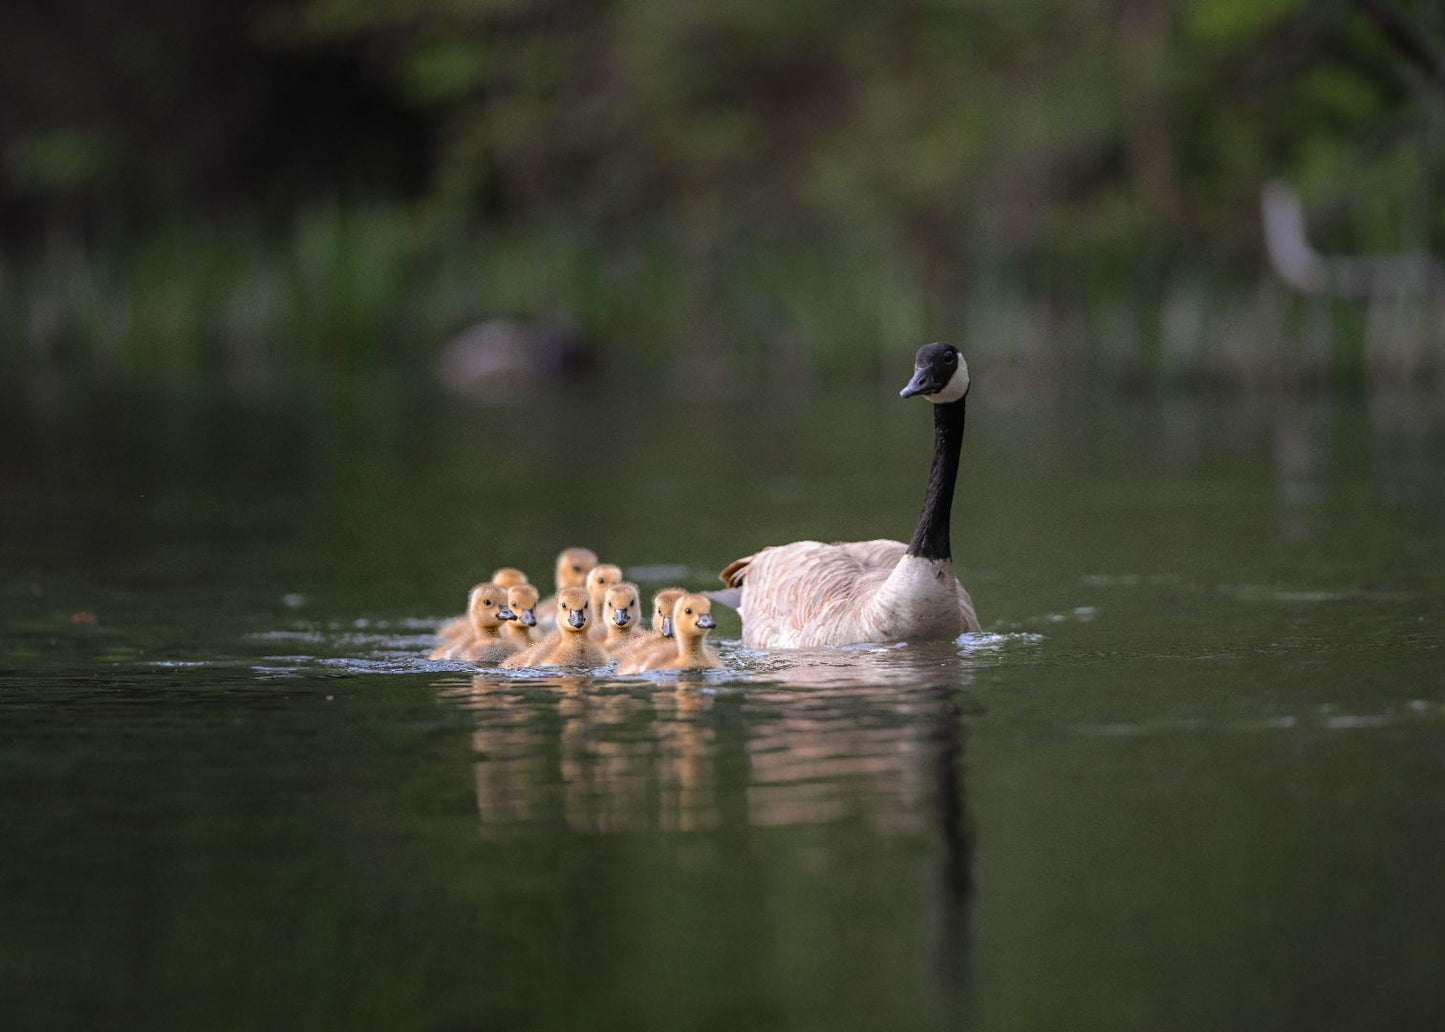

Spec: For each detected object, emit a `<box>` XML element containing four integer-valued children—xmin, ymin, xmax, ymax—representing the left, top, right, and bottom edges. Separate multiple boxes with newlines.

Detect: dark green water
<box><xmin>3</xmin><ymin>379</ymin><xmax>1443</xmax><ymax>1030</ymax></box>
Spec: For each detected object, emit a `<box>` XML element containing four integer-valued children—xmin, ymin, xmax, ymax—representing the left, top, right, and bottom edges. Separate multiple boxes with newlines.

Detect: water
<box><xmin>3</xmin><ymin>379</ymin><xmax>1444</xmax><ymax>1030</ymax></box>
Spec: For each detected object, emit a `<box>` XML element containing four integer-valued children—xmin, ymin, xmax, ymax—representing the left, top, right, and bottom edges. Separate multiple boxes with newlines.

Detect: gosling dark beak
<box><xmin>696</xmin><ymin>613</ymin><xmax>716</xmax><ymax>630</ymax></box>
<box><xmin>661</xmin><ymin>616</ymin><xmax>673</xmax><ymax>638</ymax></box>
<box><xmin>612</xmin><ymin>608</ymin><xmax>629</xmax><ymax>626</ymax></box>
<box><xmin>567</xmin><ymin>609</ymin><xmax>587</xmax><ymax>629</ymax></box>
<box><xmin>899</xmin><ymin>366</ymin><xmax>938</xmax><ymax>399</ymax></box>
<box><xmin>497</xmin><ymin>606</ymin><xmax>515</xmax><ymax>621</ymax></box>
<box><xmin>520</xmin><ymin>608</ymin><xmax>536</xmax><ymax>627</ymax></box>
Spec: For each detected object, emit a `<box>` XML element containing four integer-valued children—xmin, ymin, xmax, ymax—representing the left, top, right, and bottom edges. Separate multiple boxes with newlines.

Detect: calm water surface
<box><xmin>2</xmin><ymin>380</ymin><xmax>1443</xmax><ymax>1030</ymax></box>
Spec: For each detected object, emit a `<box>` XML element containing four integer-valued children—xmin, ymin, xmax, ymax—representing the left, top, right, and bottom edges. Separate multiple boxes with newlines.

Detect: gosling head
<box><xmin>650</xmin><ymin>587</ymin><xmax>686</xmax><ymax>638</ymax></box>
<box><xmin>555</xmin><ymin>547</ymin><xmax>599</xmax><ymax>590</ymax></box>
<box><xmin>507</xmin><ymin>583</ymin><xmax>539</xmax><ymax>627</ymax></box>
<box><xmin>556</xmin><ymin>586</ymin><xmax>591</xmax><ymax>632</ymax></box>
<box><xmin>467</xmin><ymin>582</ymin><xmax>516</xmax><ymax>630</ymax></box>
<box><xmin>605</xmin><ymin>583</ymin><xmax>641</xmax><ymax>629</ymax></box>
<box><xmin>899</xmin><ymin>342</ymin><xmax>969</xmax><ymax>405</ymax></box>
<box><xmin>586</xmin><ymin>564</ymin><xmax>623</xmax><ymax>606</ymax></box>
<box><xmin>490</xmin><ymin>567</ymin><xmax>529</xmax><ymax>590</ymax></box>
<box><xmin>672</xmin><ymin>594</ymin><xmax>716</xmax><ymax>639</ymax></box>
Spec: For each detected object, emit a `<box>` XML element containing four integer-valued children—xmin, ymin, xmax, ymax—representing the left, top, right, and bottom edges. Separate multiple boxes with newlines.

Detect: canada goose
<box><xmin>585</xmin><ymin>563</ymin><xmax>624</xmax><ymax>628</ymax></box>
<box><xmin>718</xmin><ymin>343</ymin><xmax>981</xmax><ymax>647</ymax></box>
<box><xmin>609</xmin><ymin>586</ymin><xmax>686</xmax><ymax>664</ymax></box>
<box><xmin>536</xmin><ymin>547</ymin><xmax>600</xmax><ymax>630</ymax></box>
<box><xmin>429</xmin><ymin>583</ymin><xmax>523</xmax><ymax>663</ymax></box>
<box><xmin>503</xmin><ymin>583</ymin><xmax>541</xmax><ymax>647</ymax></box>
<box><xmin>594</xmin><ymin>582</ymin><xmax>644</xmax><ymax>649</ymax></box>
<box><xmin>617</xmin><ymin>594</ymin><xmax>721</xmax><ymax>673</ymax></box>
<box><xmin>501</xmin><ymin>586</ymin><xmax>609</xmax><ymax>669</ymax></box>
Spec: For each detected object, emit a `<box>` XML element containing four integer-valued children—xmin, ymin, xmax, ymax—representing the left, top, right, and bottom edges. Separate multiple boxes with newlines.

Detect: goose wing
<box><xmin>721</xmin><ymin>539</ymin><xmax>904</xmax><ymax>648</ymax></box>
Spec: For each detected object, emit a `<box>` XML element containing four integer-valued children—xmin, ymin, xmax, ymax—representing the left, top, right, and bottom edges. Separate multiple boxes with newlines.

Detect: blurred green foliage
<box><xmin>1</xmin><ymin>0</ymin><xmax>1443</xmax><ymax>388</ymax></box>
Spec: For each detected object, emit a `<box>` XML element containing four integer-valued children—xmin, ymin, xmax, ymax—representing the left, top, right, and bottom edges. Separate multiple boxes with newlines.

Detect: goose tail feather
<box><xmin>719</xmin><ymin>554</ymin><xmax>754</xmax><ymax>588</ymax></box>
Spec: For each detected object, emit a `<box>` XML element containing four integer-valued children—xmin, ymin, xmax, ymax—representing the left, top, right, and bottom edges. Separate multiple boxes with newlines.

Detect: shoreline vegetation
<box><xmin>2</xmin><ymin>203</ymin><xmax>1440</xmax><ymax>396</ymax></box>
<box><xmin>4</xmin><ymin>2</ymin><xmax>1445</xmax><ymax>398</ymax></box>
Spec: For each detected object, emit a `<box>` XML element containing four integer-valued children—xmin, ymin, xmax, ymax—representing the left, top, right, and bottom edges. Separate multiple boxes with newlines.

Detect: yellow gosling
<box><xmin>594</xmin><ymin>582</ymin><xmax>643</xmax><ymax>649</ymax></box>
<box><xmin>536</xmin><ymin>547</ymin><xmax>600</xmax><ymax>629</ymax></box>
<box><xmin>436</xmin><ymin>583</ymin><xmax>484</xmax><ymax>642</ymax></box>
<box><xmin>585</xmin><ymin>563</ymin><xmax>624</xmax><ymax>628</ymax></box>
<box><xmin>617</xmin><ymin>594</ymin><xmax>721</xmax><ymax>673</ymax></box>
<box><xmin>429</xmin><ymin>583</ymin><xmax>524</xmax><ymax>664</ymax></box>
<box><xmin>609</xmin><ymin>587</ymin><xmax>685</xmax><ymax>664</ymax></box>
<box><xmin>502</xmin><ymin>586</ymin><xmax>608</xmax><ymax>669</ymax></box>
<box><xmin>503</xmin><ymin>583</ymin><xmax>541</xmax><ymax>647</ymax></box>
<box><xmin>436</xmin><ymin>566</ymin><xmax>529</xmax><ymax>641</ymax></box>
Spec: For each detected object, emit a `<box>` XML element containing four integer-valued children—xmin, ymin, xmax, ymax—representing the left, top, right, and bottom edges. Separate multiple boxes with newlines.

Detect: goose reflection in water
<box><xmin>458</xmin><ymin>647</ymin><xmax>978</xmax><ymax>1013</ymax></box>
<box><xmin>460</xmin><ymin>641</ymin><xmax>979</xmax><ymax>841</ymax></box>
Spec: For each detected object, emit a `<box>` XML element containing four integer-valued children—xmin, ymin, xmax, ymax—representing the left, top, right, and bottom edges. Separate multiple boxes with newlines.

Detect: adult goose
<box><xmin>718</xmin><ymin>342</ymin><xmax>981</xmax><ymax>648</ymax></box>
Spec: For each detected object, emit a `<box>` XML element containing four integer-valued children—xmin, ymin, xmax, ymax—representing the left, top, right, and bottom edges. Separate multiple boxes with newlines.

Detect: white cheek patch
<box><xmin>926</xmin><ymin>360</ymin><xmax>970</xmax><ymax>404</ymax></box>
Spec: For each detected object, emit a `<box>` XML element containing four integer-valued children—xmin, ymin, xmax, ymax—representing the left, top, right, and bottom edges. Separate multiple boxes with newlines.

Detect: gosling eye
<box><xmin>685</xmin><ymin>608</ymin><xmax>693</xmax><ymax>615</ymax></box>
<box><xmin>572</xmin><ymin>565</ymin><xmax>581</xmax><ymax>573</ymax></box>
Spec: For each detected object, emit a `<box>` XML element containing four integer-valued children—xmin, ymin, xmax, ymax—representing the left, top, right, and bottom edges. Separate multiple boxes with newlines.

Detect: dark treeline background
<box><xmin>2</xmin><ymin>0</ymin><xmax>1443</xmax><ymax>392</ymax></box>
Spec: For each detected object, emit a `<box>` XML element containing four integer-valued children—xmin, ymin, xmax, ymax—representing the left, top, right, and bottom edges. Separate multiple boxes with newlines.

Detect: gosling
<box><xmin>616</xmin><ymin>594</ymin><xmax>721</xmax><ymax>673</ymax></box>
<box><xmin>436</xmin><ymin>566</ymin><xmax>530</xmax><ymax>642</ymax></box>
<box><xmin>536</xmin><ymin>547</ymin><xmax>600</xmax><ymax>629</ymax></box>
<box><xmin>594</xmin><ymin>582</ymin><xmax>644</xmax><ymax>650</ymax></box>
<box><xmin>502</xmin><ymin>586</ymin><xmax>609</xmax><ymax>669</ymax></box>
<box><xmin>609</xmin><ymin>586</ymin><xmax>685</xmax><ymax>664</ymax></box>
<box><xmin>503</xmin><ymin>583</ymin><xmax>541</xmax><ymax>647</ymax></box>
<box><xmin>429</xmin><ymin>583</ymin><xmax>524</xmax><ymax>664</ymax></box>
<box><xmin>585</xmin><ymin>563</ymin><xmax>624</xmax><ymax>635</ymax></box>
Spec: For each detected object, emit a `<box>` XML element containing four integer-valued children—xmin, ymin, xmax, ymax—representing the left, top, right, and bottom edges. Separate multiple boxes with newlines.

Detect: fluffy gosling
<box><xmin>609</xmin><ymin>586</ymin><xmax>685</xmax><ymax>664</ymax></box>
<box><xmin>594</xmin><ymin>582</ymin><xmax>644</xmax><ymax>649</ymax></box>
<box><xmin>503</xmin><ymin>583</ymin><xmax>540</xmax><ymax>647</ymax></box>
<box><xmin>502</xmin><ymin>586</ymin><xmax>609</xmax><ymax>669</ymax></box>
<box><xmin>536</xmin><ymin>547</ymin><xmax>600</xmax><ymax>629</ymax></box>
<box><xmin>429</xmin><ymin>583</ymin><xmax>524</xmax><ymax>664</ymax></box>
<box><xmin>617</xmin><ymin>594</ymin><xmax>720</xmax><ymax>673</ymax></box>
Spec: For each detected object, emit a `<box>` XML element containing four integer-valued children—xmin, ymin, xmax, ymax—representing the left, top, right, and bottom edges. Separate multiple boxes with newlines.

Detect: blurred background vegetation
<box><xmin>2</xmin><ymin>0</ymin><xmax>1443</xmax><ymax>394</ymax></box>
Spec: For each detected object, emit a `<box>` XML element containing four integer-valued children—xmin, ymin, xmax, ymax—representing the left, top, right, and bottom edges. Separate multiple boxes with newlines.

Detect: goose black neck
<box><xmin>906</xmin><ymin>396</ymin><xmax>965</xmax><ymax>561</ymax></box>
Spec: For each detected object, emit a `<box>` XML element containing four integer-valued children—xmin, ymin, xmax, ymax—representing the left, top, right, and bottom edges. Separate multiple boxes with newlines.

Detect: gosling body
<box><xmin>536</xmin><ymin>547</ymin><xmax>599</xmax><ymax>630</ymax></box>
<box><xmin>617</xmin><ymin>594</ymin><xmax>721</xmax><ymax>673</ymax></box>
<box><xmin>595</xmin><ymin>583</ymin><xmax>644</xmax><ymax>651</ymax></box>
<box><xmin>609</xmin><ymin>587</ymin><xmax>685</xmax><ymax>664</ymax></box>
<box><xmin>503</xmin><ymin>583</ymin><xmax>541</xmax><ymax>647</ymax></box>
<box><xmin>429</xmin><ymin>583</ymin><xmax>524</xmax><ymax>664</ymax></box>
<box><xmin>502</xmin><ymin>587</ymin><xmax>609</xmax><ymax>669</ymax></box>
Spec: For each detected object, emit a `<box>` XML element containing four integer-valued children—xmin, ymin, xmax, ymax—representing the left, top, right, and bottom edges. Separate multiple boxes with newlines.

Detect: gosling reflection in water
<box><xmin>467</xmin><ymin>673</ymin><xmax>716</xmax><ymax>833</ymax></box>
<box><xmin>464</xmin><ymin>642</ymin><xmax>978</xmax><ymax>839</ymax></box>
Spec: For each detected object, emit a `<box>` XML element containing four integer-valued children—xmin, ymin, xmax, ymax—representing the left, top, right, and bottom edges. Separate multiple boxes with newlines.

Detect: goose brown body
<box><xmin>719</xmin><ymin>344</ymin><xmax>982</xmax><ymax>648</ymax></box>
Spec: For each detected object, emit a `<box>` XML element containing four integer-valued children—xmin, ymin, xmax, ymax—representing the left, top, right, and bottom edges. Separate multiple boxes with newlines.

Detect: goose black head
<box><xmin>899</xmin><ymin>343</ymin><xmax>969</xmax><ymax>404</ymax></box>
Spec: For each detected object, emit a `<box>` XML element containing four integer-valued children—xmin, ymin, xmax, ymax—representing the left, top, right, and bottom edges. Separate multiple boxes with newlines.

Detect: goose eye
<box><xmin>685</xmin><ymin>608</ymin><xmax>693</xmax><ymax>615</ymax></box>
